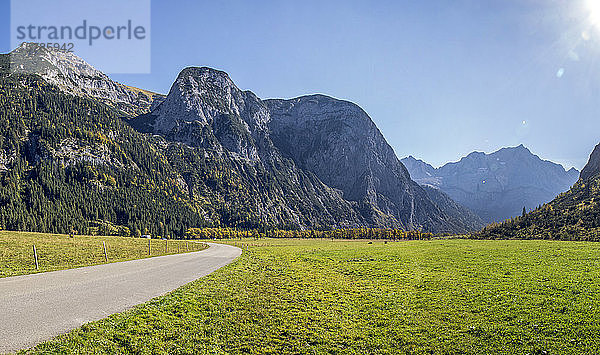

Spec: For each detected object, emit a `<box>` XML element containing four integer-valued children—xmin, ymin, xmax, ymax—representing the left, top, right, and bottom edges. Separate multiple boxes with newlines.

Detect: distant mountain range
<box><xmin>0</xmin><ymin>43</ymin><xmax>484</xmax><ymax>235</ymax></box>
<box><xmin>402</xmin><ymin>145</ymin><xmax>579</xmax><ymax>223</ymax></box>
<box><xmin>480</xmin><ymin>143</ymin><xmax>600</xmax><ymax>241</ymax></box>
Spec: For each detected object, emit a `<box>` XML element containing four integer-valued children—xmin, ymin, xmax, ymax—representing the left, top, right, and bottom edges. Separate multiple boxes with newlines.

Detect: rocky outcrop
<box><xmin>580</xmin><ymin>143</ymin><xmax>600</xmax><ymax>181</ymax></box>
<box><xmin>8</xmin><ymin>43</ymin><xmax>163</xmax><ymax>116</ymax></box>
<box><xmin>151</xmin><ymin>67</ymin><xmax>267</xmax><ymax>160</ymax></box>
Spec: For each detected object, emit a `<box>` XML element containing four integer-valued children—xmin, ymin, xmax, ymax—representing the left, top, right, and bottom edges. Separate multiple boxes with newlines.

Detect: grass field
<box><xmin>22</xmin><ymin>238</ymin><xmax>600</xmax><ymax>354</ymax></box>
<box><xmin>0</xmin><ymin>231</ymin><xmax>206</xmax><ymax>278</ymax></box>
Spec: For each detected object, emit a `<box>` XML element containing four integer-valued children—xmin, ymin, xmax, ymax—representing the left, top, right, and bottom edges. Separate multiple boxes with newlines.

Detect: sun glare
<box><xmin>587</xmin><ymin>0</ymin><xmax>600</xmax><ymax>27</ymax></box>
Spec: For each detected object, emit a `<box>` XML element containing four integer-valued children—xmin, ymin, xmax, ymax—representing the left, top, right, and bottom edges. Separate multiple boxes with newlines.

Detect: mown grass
<box><xmin>23</xmin><ymin>239</ymin><xmax>600</xmax><ymax>354</ymax></box>
<box><xmin>0</xmin><ymin>231</ymin><xmax>206</xmax><ymax>278</ymax></box>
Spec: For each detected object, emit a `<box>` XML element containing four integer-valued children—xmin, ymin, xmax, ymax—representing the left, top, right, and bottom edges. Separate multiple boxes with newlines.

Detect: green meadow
<box><xmin>23</xmin><ymin>238</ymin><xmax>600</xmax><ymax>354</ymax></box>
<box><xmin>0</xmin><ymin>231</ymin><xmax>206</xmax><ymax>278</ymax></box>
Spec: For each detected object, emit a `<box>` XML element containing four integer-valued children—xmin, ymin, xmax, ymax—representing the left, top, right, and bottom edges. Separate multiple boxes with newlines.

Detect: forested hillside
<box><xmin>0</xmin><ymin>72</ymin><xmax>207</xmax><ymax>237</ymax></box>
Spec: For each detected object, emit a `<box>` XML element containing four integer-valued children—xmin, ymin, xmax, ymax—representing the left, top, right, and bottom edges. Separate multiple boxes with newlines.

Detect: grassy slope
<box><xmin>24</xmin><ymin>239</ymin><xmax>600</xmax><ymax>354</ymax></box>
<box><xmin>0</xmin><ymin>231</ymin><xmax>206</xmax><ymax>278</ymax></box>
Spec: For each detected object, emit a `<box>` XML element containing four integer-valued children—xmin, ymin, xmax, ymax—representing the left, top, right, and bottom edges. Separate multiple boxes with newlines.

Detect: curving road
<box><xmin>0</xmin><ymin>242</ymin><xmax>241</xmax><ymax>353</ymax></box>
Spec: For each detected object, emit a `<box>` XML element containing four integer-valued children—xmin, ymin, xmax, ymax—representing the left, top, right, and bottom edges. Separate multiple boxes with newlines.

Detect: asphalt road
<box><xmin>0</xmin><ymin>242</ymin><xmax>241</xmax><ymax>353</ymax></box>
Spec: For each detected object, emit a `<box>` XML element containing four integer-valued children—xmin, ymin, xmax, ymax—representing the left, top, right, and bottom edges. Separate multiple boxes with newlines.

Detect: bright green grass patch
<box><xmin>24</xmin><ymin>239</ymin><xmax>600</xmax><ymax>354</ymax></box>
<box><xmin>0</xmin><ymin>231</ymin><xmax>206</xmax><ymax>278</ymax></box>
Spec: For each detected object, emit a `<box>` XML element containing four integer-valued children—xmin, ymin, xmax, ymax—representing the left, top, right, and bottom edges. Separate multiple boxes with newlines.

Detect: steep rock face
<box><xmin>402</xmin><ymin>145</ymin><xmax>579</xmax><ymax>223</ymax></box>
<box><xmin>8</xmin><ymin>43</ymin><xmax>163</xmax><ymax>115</ymax></box>
<box><xmin>144</xmin><ymin>68</ymin><xmax>366</xmax><ymax>229</ymax></box>
<box><xmin>265</xmin><ymin>95</ymin><xmax>479</xmax><ymax>233</ymax></box>
<box><xmin>580</xmin><ymin>143</ymin><xmax>600</xmax><ymax>181</ymax></box>
<box><xmin>151</xmin><ymin>67</ymin><xmax>268</xmax><ymax>160</ymax></box>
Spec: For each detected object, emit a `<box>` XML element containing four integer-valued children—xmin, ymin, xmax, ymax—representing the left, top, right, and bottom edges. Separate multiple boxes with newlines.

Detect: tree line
<box><xmin>185</xmin><ymin>227</ymin><xmax>433</xmax><ymax>240</ymax></box>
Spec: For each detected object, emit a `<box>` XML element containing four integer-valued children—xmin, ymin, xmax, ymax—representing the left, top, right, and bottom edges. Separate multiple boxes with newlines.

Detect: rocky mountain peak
<box><xmin>403</xmin><ymin>145</ymin><xmax>579</xmax><ymax>222</ymax></box>
<box><xmin>463</xmin><ymin>151</ymin><xmax>486</xmax><ymax>161</ymax></box>
<box><xmin>266</xmin><ymin>94</ymin><xmax>413</xmax><ymax>189</ymax></box>
<box><xmin>580</xmin><ymin>143</ymin><xmax>600</xmax><ymax>181</ymax></box>
<box><xmin>153</xmin><ymin>66</ymin><xmax>269</xmax><ymax>134</ymax></box>
<box><xmin>267</xmin><ymin>94</ymin><xmax>371</xmax><ymax>127</ymax></box>
<box><xmin>7</xmin><ymin>43</ymin><xmax>163</xmax><ymax>116</ymax></box>
<box><xmin>403</xmin><ymin>155</ymin><xmax>432</xmax><ymax>167</ymax></box>
<box><xmin>10</xmin><ymin>42</ymin><xmax>103</xmax><ymax>79</ymax></box>
<box><xmin>148</xmin><ymin>66</ymin><xmax>276</xmax><ymax>161</ymax></box>
<box><xmin>567</xmin><ymin>167</ymin><xmax>580</xmax><ymax>181</ymax></box>
<box><xmin>177</xmin><ymin>67</ymin><xmax>235</xmax><ymax>86</ymax></box>
<box><xmin>173</xmin><ymin>67</ymin><xmax>240</xmax><ymax>107</ymax></box>
<box><xmin>500</xmin><ymin>144</ymin><xmax>532</xmax><ymax>156</ymax></box>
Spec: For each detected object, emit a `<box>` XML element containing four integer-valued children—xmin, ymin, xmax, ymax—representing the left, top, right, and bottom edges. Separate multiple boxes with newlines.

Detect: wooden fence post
<box><xmin>165</xmin><ymin>239</ymin><xmax>168</xmax><ymax>253</ymax></box>
<box><xmin>33</xmin><ymin>245</ymin><xmax>39</xmax><ymax>270</ymax></box>
<box><xmin>148</xmin><ymin>238</ymin><xmax>151</xmax><ymax>256</ymax></box>
<box><xmin>103</xmin><ymin>241</ymin><xmax>108</xmax><ymax>262</ymax></box>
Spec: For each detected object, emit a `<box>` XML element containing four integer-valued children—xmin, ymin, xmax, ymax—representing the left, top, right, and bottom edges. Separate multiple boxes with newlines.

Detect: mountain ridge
<box><xmin>479</xmin><ymin>142</ymin><xmax>600</xmax><ymax>241</ymax></box>
<box><xmin>402</xmin><ymin>146</ymin><xmax>579</xmax><ymax>223</ymax></box>
<box><xmin>147</xmin><ymin>69</ymin><xmax>483</xmax><ymax>232</ymax></box>
<box><xmin>0</xmin><ymin>45</ymin><xmax>484</xmax><ymax>234</ymax></box>
<box><xmin>6</xmin><ymin>43</ymin><xmax>164</xmax><ymax>116</ymax></box>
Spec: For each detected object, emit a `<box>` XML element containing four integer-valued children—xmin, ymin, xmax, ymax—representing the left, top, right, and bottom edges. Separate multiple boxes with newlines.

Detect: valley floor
<box><xmin>23</xmin><ymin>238</ymin><xmax>600</xmax><ymax>354</ymax></box>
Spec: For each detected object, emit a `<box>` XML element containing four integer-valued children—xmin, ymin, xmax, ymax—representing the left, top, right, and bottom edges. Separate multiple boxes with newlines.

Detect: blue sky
<box><xmin>2</xmin><ymin>0</ymin><xmax>600</xmax><ymax>169</ymax></box>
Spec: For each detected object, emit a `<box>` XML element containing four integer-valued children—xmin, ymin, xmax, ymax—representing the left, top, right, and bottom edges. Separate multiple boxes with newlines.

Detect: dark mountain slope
<box><xmin>580</xmin><ymin>143</ymin><xmax>600</xmax><ymax>181</ymax></box>
<box><xmin>422</xmin><ymin>186</ymin><xmax>484</xmax><ymax>232</ymax></box>
<box><xmin>265</xmin><ymin>95</ymin><xmax>483</xmax><ymax>232</ymax></box>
